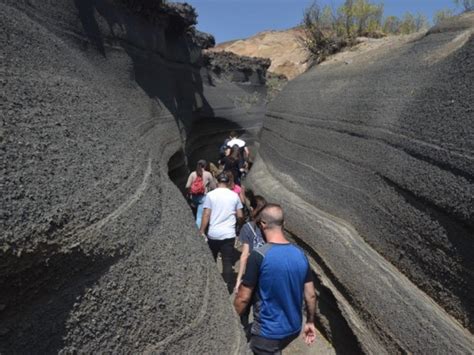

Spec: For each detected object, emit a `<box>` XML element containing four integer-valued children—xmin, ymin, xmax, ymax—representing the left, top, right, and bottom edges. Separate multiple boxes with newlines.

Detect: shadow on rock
<box><xmin>0</xmin><ymin>244</ymin><xmax>123</xmax><ymax>354</ymax></box>
<box><xmin>73</xmin><ymin>0</ymin><xmax>215</xmax><ymax>144</ymax></box>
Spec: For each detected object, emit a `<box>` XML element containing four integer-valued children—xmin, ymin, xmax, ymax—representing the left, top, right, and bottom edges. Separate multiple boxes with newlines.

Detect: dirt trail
<box><xmin>284</xmin><ymin>323</ymin><xmax>335</xmax><ymax>355</ymax></box>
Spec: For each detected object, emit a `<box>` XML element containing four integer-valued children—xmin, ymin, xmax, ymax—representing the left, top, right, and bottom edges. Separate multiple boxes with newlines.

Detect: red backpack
<box><xmin>190</xmin><ymin>175</ymin><xmax>205</xmax><ymax>195</ymax></box>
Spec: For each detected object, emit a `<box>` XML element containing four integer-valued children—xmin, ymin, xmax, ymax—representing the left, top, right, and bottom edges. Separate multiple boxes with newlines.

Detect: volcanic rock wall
<box><xmin>1</xmin><ymin>0</ymin><xmax>267</xmax><ymax>352</ymax></box>
<box><xmin>248</xmin><ymin>14</ymin><xmax>474</xmax><ymax>354</ymax></box>
<box><xmin>169</xmin><ymin>51</ymin><xmax>269</xmax><ymax>192</ymax></box>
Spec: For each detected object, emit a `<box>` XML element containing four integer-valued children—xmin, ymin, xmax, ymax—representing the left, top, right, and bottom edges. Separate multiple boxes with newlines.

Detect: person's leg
<box><xmin>207</xmin><ymin>238</ymin><xmax>221</xmax><ymax>261</ymax></box>
<box><xmin>220</xmin><ymin>237</ymin><xmax>236</xmax><ymax>293</ymax></box>
<box><xmin>278</xmin><ymin>333</ymin><xmax>299</xmax><ymax>352</ymax></box>
<box><xmin>192</xmin><ymin>195</ymin><xmax>205</xmax><ymax>228</ymax></box>
<box><xmin>240</xmin><ymin>305</ymin><xmax>250</xmax><ymax>328</ymax></box>
<box><xmin>241</xmin><ymin>306</ymin><xmax>252</xmax><ymax>341</ymax></box>
<box><xmin>249</xmin><ymin>335</ymin><xmax>281</xmax><ymax>355</ymax></box>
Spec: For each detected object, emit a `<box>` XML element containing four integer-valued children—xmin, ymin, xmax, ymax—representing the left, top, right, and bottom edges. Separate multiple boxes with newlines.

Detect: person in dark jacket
<box><xmin>220</xmin><ymin>145</ymin><xmax>245</xmax><ymax>185</ymax></box>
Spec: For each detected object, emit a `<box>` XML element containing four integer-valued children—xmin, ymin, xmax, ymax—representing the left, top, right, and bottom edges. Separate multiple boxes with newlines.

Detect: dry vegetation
<box><xmin>300</xmin><ymin>0</ymin><xmax>473</xmax><ymax>63</ymax></box>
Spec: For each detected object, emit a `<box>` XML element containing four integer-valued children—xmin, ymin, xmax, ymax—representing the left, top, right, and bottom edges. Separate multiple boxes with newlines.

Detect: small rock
<box><xmin>0</xmin><ymin>304</ymin><xmax>6</xmax><ymax>311</ymax></box>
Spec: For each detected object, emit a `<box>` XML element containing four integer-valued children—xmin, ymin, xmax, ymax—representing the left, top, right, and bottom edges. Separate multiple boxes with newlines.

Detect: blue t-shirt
<box><xmin>242</xmin><ymin>243</ymin><xmax>311</xmax><ymax>340</ymax></box>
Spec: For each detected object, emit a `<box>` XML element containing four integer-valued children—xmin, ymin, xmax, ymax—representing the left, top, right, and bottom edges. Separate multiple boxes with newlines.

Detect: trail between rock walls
<box><xmin>247</xmin><ymin>157</ymin><xmax>474</xmax><ymax>353</ymax></box>
<box><xmin>154</xmin><ymin>143</ymin><xmax>247</xmax><ymax>355</ymax></box>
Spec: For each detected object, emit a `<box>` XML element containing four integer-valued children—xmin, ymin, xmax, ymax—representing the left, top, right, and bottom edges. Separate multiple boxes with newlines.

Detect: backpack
<box><xmin>190</xmin><ymin>175</ymin><xmax>205</xmax><ymax>195</ymax></box>
<box><xmin>248</xmin><ymin>222</ymin><xmax>265</xmax><ymax>250</ymax></box>
<box><xmin>219</xmin><ymin>138</ymin><xmax>230</xmax><ymax>157</ymax></box>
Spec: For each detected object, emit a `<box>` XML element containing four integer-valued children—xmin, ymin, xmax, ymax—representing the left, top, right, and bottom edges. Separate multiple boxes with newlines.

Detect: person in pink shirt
<box><xmin>224</xmin><ymin>170</ymin><xmax>245</xmax><ymax>204</ymax></box>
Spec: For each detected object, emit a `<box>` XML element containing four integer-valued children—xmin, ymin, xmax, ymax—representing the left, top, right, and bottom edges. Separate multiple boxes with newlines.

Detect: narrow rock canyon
<box><xmin>1</xmin><ymin>0</ymin><xmax>473</xmax><ymax>353</ymax></box>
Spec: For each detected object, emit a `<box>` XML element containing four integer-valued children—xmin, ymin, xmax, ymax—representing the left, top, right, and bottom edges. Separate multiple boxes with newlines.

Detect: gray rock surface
<box><xmin>5</xmin><ymin>0</ymin><xmax>472</xmax><ymax>352</ymax></box>
<box><xmin>203</xmin><ymin>51</ymin><xmax>271</xmax><ymax>85</ymax></box>
<box><xmin>176</xmin><ymin>45</ymin><xmax>270</xmax><ymax>192</ymax></box>
<box><xmin>1</xmin><ymin>0</ymin><xmax>263</xmax><ymax>352</ymax></box>
<box><xmin>248</xmin><ymin>13</ymin><xmax>474</xmax><ymax>353</ymax></box>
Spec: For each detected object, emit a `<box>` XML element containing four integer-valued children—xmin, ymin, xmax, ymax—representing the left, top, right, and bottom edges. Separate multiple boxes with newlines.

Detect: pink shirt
<box><xmin>232</xmin><ymin>184</ymin><xmax>241</xmax><ymax>195</ymax></box>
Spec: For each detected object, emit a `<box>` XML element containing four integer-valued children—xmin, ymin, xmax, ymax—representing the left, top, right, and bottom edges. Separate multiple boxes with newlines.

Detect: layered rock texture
<box><xmin>248</xmin><ymin>13</ymin><xmax>474</xmax><ymax>353</ymax></box>
<box><xmin>181</xmin><ymin>50</ymin><xmax>268</xmax><ymax>191</ymax></box>
<box><xmin>3</xmin><ymin>0</ymin><xmax>474</xmax><ymax>352</ymax></box>
<box><xmin>1</xmin><ymin>0</ymin><xmax>267</xmax><ymax>352</ymax></box>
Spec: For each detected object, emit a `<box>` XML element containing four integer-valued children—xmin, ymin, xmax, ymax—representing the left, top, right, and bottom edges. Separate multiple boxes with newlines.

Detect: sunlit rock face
<box><xmin>0</xmin><ymin>0</ymin><xmax>266</xmax><ymax>352</ymax></box>
<box><xmin>248</xmin><ymin>13</ymin><xmax>474</xmax><ymax>354</ymax></box>
<box><xmin>210</xmin><ymin>27</ymin><xmax>310</xmax><ymax>80</ymax></box>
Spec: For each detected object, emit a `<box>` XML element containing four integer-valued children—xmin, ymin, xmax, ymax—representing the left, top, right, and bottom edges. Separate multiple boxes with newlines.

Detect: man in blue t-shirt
<box><xmin>234</xmin><ymin>204</ymin><xmax>317</xmax><ymax>354</ymax></box>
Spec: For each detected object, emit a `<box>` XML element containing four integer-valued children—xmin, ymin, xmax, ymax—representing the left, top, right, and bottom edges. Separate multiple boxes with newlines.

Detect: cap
<box><xmin>217</xmin><ymin>172</ymin><xmax>230</xmax><ymax>183</ymax></box>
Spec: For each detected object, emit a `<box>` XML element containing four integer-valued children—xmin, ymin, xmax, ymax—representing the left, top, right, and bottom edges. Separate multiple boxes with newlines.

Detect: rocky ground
<box><xmin>284</xmin><ymin>326</ymin><xmax>335</xmax><ymax>355</ymax></box>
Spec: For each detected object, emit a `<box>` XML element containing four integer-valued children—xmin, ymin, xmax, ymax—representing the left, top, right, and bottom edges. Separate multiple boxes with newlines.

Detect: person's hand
<box><xmin>234</xmin><ymin>279</ymin><xmax>242</xmax><ymax>294</ymax></box>
<box><xmin>199</xmin><ymin>232</ymin><xmax>208</xmax><ymax>242</ymax></box>
<box><xmin>303</xmin><ymin>322</ymin><xmax>316</xmax><ymax>345</ymax></box>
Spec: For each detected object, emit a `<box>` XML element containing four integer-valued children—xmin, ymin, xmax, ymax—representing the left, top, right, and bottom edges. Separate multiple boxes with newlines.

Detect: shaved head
<box><xmin>259</xmin><ymin>204</ymin><xmax>284</xmax><ymax>229</ymax></box>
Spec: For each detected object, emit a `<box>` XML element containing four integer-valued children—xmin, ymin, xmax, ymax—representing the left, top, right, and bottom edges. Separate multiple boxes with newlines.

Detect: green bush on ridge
<box><xmin>300</xmin><ymin>0</ymin><xmax>470</xmax><ymax>63</ymax></box>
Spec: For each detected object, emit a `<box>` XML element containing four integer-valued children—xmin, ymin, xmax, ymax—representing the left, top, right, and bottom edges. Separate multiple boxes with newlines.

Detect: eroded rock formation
<box><xmin>180</xmin><ymin>50</ymin><xmax>269</xmax><ymax>192</ymax></box>
<box><xmin>210</xmin><ymin>28</ymin><xmax>309</xmax><ymax>79</ymax></box>
<box><xmin>1</xmin><ymin>0</ymin><xmax>267</xmax><ymax>352</ymax></box>
<box><xmin>248</xmin><ymin>13</ymin><xmax>474</xmax><ymax>353</ymax></box>
<box><xmin>3</xmin><ymin>0</ymin><xmax>473</xmax><ymax>352</ymax></box>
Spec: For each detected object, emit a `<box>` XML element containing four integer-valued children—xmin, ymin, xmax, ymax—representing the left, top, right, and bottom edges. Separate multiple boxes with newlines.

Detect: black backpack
<box><xmin>219</xmin><ymin>138</ymin><xmax>230</xmax><ymax>157</ymax></box>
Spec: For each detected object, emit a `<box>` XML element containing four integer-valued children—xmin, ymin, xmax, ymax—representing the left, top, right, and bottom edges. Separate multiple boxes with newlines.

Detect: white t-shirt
<box><xmin>227</xmin><ymin>138</ymin><xmax>246</xmax><ymax>148</ymax></box>
<box><xmin>203</xmin><ymin>187</ymin><xmax>243</xmax><ymax>240</ymax></box>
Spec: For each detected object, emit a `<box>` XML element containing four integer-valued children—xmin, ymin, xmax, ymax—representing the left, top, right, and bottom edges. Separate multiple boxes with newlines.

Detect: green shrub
<box><xmin>299</xmin><ymin>1</ymin><xmax>350</xmax><ymax>64</ymax></box>
<box><xmin>337</xmin><ymin>0</ymin><xmax>384</xmax><ymax>38</ymax></box>
<box><xmin>383</xmin><ymin>16</ymin><xmax>401</xmax><ymax>34</ymax></box>
<box><xmin>434</xmin><ymin>9</ymin><xmax>455</xmax><ymax>25</ymax></box>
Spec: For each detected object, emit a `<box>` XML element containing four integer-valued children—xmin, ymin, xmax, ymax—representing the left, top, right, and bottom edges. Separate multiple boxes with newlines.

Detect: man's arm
<box><xmin>303</xmin><ymin>279</ymin><xmax>317</xmax><ymax>345</ymax></box>
<box><xmin>199</xmin><ymin>208</ymin><xmax>211</xmax><ymax>237</ymax></box>
<box><xmin>244</xmin><ymin>146</ymin><xmax>250</xmax><ymax>160</ymax></box>
<box><xmin>234</xmin><ymin>284</ymin><xmax>253</xmax><ymax>315</ymax></box>
<box><xmin>234</xmin><ymin>250</ymin><xmax>261</xmax><ymax>314</ymax></box>
<box><xmin>235</xmin><ymin>243</ymin><xmax>250</xmax><ymax>293</ymax></box>
<box><xmin>304</xmin><ymin>280</ymin><xmax>316</xmax><ymax>323</ymax></box>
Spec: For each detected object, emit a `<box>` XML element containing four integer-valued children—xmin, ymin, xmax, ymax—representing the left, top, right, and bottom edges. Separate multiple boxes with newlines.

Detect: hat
<box><xmin>217</xmin><ymin>172</ymin><xmax>230</xmax><ymax>183</ymax></box>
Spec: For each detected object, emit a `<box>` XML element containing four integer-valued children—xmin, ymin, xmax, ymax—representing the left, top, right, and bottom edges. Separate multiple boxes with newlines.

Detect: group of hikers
<box><xmin>185</xmin><ymin>131</ymin><xmax>317</xmax><ymax>354</ymax></box>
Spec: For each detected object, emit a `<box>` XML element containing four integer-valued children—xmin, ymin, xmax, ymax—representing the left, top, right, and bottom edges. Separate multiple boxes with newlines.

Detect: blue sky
<box><xmin>175</xmin><ymin>0</ymin><xmax>460</xmax><ymax>44</ymax></box>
